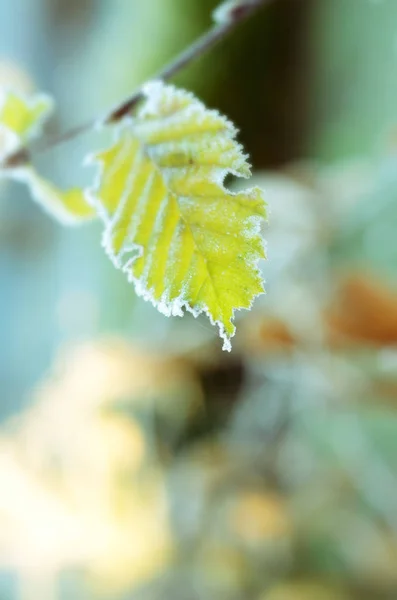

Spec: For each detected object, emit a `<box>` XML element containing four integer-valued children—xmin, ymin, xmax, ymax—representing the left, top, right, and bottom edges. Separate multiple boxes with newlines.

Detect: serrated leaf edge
<box><xmin>86</xmin><ymin>81</ymin><xmax>267</xmax><ymax>351</ymax></box>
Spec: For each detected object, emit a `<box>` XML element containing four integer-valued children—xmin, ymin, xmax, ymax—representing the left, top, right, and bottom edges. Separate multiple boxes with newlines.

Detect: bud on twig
<box><xmin>213</xmin><ymin>0</ymin><xmax>259</xmax><ymax>25</ymax></box>
<box><xmin>1</xmin><ymin>147</ymin><xmax>30</xmax><ymax>170</ymax></box>
<box><xmin>1</xmin><ymin>0</ymin><xmax>273</xmax><ymax>160</ymax></box>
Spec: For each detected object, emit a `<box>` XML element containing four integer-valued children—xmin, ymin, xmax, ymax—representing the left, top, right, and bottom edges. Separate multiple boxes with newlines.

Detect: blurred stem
<box><xmin>3</xmin><ymin>0</ymin><xmax>274</xmax><ymax>168</ymax></box>
<box><xmin>106</xmin><ymin>0</ymin><xmax>274</xmax><ymax>122</ymax></box>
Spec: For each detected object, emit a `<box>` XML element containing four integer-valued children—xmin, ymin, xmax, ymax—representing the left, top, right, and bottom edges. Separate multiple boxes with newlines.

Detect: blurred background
<box><xmin>1</xmin><ymin>0</ymin><xmax>397</xmax><ymax>598</ymax></box>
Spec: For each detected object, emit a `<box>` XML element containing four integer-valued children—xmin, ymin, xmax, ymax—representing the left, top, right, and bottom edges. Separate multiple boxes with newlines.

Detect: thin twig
<box><xmin>107</xmin><ymin>0</ymin><xmax>272</xmax><ymax>123</ymax></box>
<box><xmin>3</xmin><ymin>0</ymin><xmax>272</xmax><ymax>168</ymax></box>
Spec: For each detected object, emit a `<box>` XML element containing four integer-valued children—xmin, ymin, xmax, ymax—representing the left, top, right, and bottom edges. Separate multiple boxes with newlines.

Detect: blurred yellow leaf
<box><xmin>0</xmin><ymin>338</ymin><xmax>188</xmax><ymax>592</ymax></box>
<box><xmin>0</xmin><ymin>89</ymin><xmax>52</xmax><ymax>160</ymax></box>
<box><xmin>0</xmin><ymin>88</ymin><xmax>95</xmax><ymax>223</ymax></box>
<box><xmin>262</xmin><ymin>581</ymin><xmax>350</xmax><ymax>600</ymax></box>
<box><xmin>230</xmin><ymin>492</ymin><xmax>290</xmax><ymax>543</ymax></box>
<box><xmin>13</xmin><ymin>167</ymin><xmax>96</xmax><ymax>224</ymax></box>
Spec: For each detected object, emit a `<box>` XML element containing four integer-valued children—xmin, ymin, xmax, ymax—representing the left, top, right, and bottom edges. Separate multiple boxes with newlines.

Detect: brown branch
<box><xmin>2</xmin><ymin>0</ymin><xmax>273</xmax><ymax>168</ymax></box>
<box><xmin>107</xmin><ymin>0</ymin><xmax>273</xmax><ymax>123</ymax></box>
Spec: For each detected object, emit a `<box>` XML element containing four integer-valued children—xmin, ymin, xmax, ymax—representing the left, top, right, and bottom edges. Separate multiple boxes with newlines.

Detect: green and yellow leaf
<box><xmin>0</xmin><ymin>89</ymin><xmax>95</xmax><ymax>223</ymax></box>
<box><xmin>13</xmin><ymin>167</ymin><xmax>96</xmax><ymax>224</ymax></box>
<box><xmin>0</xmin><ymin>89</ymin><xmax>53</xmax><ymax>160</ymax></box>
<box><xmin>88</xmin><ymin>81</ymin><xmax>267</xmax><ymax>350</ymax></box>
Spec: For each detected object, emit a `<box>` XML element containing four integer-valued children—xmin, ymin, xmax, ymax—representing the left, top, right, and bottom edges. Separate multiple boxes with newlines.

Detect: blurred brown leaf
<box><xmin>327</xmin><ymin>273</ymin><xmax>397</xmax><ymax>347</ymax></box>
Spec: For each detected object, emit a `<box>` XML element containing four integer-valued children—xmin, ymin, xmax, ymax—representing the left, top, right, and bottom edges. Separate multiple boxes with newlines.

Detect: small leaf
<box><xmin>0</xmin><ymin>90</ymin><xmax>53</xmax><ymax>160</ymax></box>
<box><xmin>88</xmin><ymin>81</ymin><xmax>267</xmax><ymax>350</ymax></box>
<box><xmin>12</xmin><ymin>167</ymin><xmax>96</xmax><ymax>224</ymax></box>
<box><xmin>0</xmin><ymin>89</ymin><xmax>95</xmax><ymax>223</ymax></box>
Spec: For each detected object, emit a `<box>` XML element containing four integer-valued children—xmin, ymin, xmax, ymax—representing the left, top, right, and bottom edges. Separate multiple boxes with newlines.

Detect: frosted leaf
<box><xmin>0</xmin><ymin>89</ymin><xmax>95</xmax><ymax>223</ymax></box>
<box><xmin>0</xmin><ymin>89</ymin><xmax>53</xmax><ymax>161</ymax></box>
<box><xmin>11</xmin><ymin>167</ymin><xmax>96</xmax><ymax>224</ymax></box>
<box><xmin>88</xmin><ymin>81</ymin><xmax>267</xmax><ymax>351</ymax></box>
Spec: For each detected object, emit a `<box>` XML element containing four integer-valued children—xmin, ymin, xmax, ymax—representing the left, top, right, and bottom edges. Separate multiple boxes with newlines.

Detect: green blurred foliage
<box><xmin>1</xmin><ymin>1</ymin><xmax>397</xmax><ymax>600</ymax></box>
